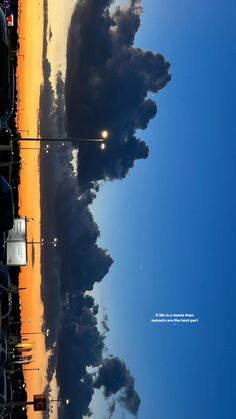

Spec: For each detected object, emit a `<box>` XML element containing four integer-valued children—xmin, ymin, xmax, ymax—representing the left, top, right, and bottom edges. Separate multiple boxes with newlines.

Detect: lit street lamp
<box><xmin>17</xmin><ymin>130</ymin><xmax>110</xmax><ymax>150</ymax></box>
<box><xmin>48</xmin><ymin>399</ymin><xmax>70</xmax><ymax>406</ymax></box>
<box><xmin>19</xmin><ymin>144</ymin><xmax>50</xmax><ymax>153</ymax></box>
<box><xmin>41</xmin><ymin>238</ymin><xmax>58</xmax><ymax>247</ymax></box>
<box><xmin>27</xmin><ymin>238</ymin><xmax>58</xmax><ymax>247</ymax></box>
<box><xmin>0</xmin><ymin>396</ymin><xmax>70</xmax><ymax>410</ymax></box>
<box><xmin>22</xmin><ymin>368</ymin><xmax>40</xmax><ymax>373</ymax></box>
<box><xmin>21</xmin><ymin>329</ymin><xmax>50</xmax><ymax>337</ymax></box>
<box><xmin>10</xmin><ymin>318</ymin><xmax>31</xmax><ymax>325</ymax></box>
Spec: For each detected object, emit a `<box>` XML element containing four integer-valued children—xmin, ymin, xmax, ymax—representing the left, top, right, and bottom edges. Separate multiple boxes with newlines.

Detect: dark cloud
<box><xmin>57</xmin><ymin>305</ymin><xmax>104</xmax><ymax>378</ymax></box>
<box><xmin>54</xmin><ymin>178</ymin><xmax>113</xmax><ymax>294</ymax></box>
<box><xmin>40</xmin><ymin>0</ymin><xmax>66</xmax><ymax>138</ymax></box>
<box><xmin>40</xmin><ymin>169</ymin><xmax>113</xmax><ymax>418</ymax></box>
<box><xmin>119</xmin><ymin>378</ymin><xmax>141</xmax><ymax>416</ymax></box>
<box><xmin>54</xmin><ymin>71</ymin><xmax>66</xmax><ymax>136</ymax></box>
<box><xmin>65</xmin><ymin>0</ymin><xmax>171</xmax><ymax>189</ymax></box>
<box><xmin>94</xmin><ymin>357</ymin><xmax>140</xmax><ymax>415</ymax></box>
<box><xmin>39</xmin><ymin>0</ymin><xmax>170</xmax><ymax>417</ymax></box>
<box><xmin>39</xmin><ymin>63</ymin><xmax>66</xmax><ymax>138</ymax></box>
<box><xmin>57</xmin><ymin>300</ymin><xmax>104</xmax><ymax>419</ymax></box>
<box><xmin>58</xmin><ymin>372</ymin><xmax>94</xmax><ymax>419</ymax></box>
<box><xmin>107</xmin><ymin>400</ymin><xmax>116</xmax><ymax>418</ymax></box>
<box><xmin>39</xmin><ymin>58</ymin><xmax>54</xmax><ymax>138</ymax></box>
<box><xmin>56</xmin><ymin>298</ymin><xmax>141</xmax><ymax>418</ymax></box>
<box><xmin>95</xmin><ymin>357</ymin><xmax>132</xmax><ymax>396</ymax></box>
<box><xmin>134</xmin><ymin>98</ymin><xmax>157</xmax><ymax>130</ymax></box>
<box><xmin>101</xmin><ymin>311</ymin><xmax>110</xmax><ymax>333</ymax></box>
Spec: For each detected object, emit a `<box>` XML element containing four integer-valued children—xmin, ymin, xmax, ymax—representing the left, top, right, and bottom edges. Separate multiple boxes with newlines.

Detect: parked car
<box><xmin>0</xmin><ymin>284</ymin><xmax>12</xmax><ymax>323</ymax></box>
<box><xmin>0</xmin><ymin>175</ymin><xmax>13</xmax><ymax>232</ymax></box>
<box><xmin>0</xmin><ymin>6</ymin><xmax>8</xmax><ymax>45</ymax></box>
<box><xmin>0</xmin><ymin>10</ymin><xmax>9</xmax><ymax>125</ymax></box>
<box><xmin>0</xmin><ymin>265</ymin><xmax>12</xmax><ymax>334</ymax></box>
<box><xmin>0</xmin><ymin>264</ymin><xmax>9</xmax><ymax>288</ymax></box>
<box><xmin>0</xmin><ymin>58</ymin><xmax>15</xmax><ymax>128</ymax></box>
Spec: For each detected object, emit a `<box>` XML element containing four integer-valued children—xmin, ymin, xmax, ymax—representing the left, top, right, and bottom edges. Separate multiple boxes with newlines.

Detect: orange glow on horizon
<box><xmin>17</xmin><ymin>0</ymin><xmax>48</xmax><ymax>417</ymax></box>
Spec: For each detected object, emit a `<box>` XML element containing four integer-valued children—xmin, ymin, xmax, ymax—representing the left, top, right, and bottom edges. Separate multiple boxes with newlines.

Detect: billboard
<box><xmin>7</xmin><ymin>218</ymin><xmax>27</xmax><ymax>241</ymax></box>
<box><xmin>33</xmin><ymin>395</ymin><xmax>47</xmax><ymax>411</ymax></box>
<box><xmin>6</xmin><ymin>241</ymin><xmax>27</xmax><ymax>266</ymax></box>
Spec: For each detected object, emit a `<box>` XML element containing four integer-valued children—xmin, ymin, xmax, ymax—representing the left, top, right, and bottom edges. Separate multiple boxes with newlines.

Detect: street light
<box><xmin>26</xmin><ymin>217</ymin><xmax>34</xmax><ymax>223</ymax></box>
<box><xmin>11</xmin><ymin>380</ymin><xmax>27</xmax><ymax>386</ymax></box>
<box><xmin>20</xmin><ymin>329</ymin><xmax>50</xmax><ymax>338</ymax></box>
<box><xmin>22</xmin><ymin>368</ymin><xmax>40</xmax><ymax>373</ymax></box>
<box><xmin>19</xmin><ymin>144</ymin><xmax>50</xmax><ymax>152</ymax></box>
<box><xmin>17</xmin><ymin>130</ymin><xmax>110</xmax><ymax>147</ymax></box>
<box><xmin>27</xmin><ymin>238</ymin><xmax>58</xmax><ymax>247</ymax></box>
<box><xmin>21</xmin><ymin>331</ymin><xmax>48</xmax><ymax>336</ymax></box>
<box><xmin>41</xmin><ymin>238</ymin><xmax>57</xmax><ymax>247</ymax></box>
<box><xmin>10</xmin><ymin>318</ymin><xmax>31</xmax><ymax>325</ymax></box>
<box><xmin>48</xmin><ymin>398</ymin><xmax>70</xmax><ymax>406</ymax></box>
<box><xmin>0</xmin><ymin>396</ymin><xmax>70</xmax><ymax>410</ymax></box>
<box><xmin>101</xmin><ymin>130</ymin><xmax>109</xmax><ymax>139</ymax></box>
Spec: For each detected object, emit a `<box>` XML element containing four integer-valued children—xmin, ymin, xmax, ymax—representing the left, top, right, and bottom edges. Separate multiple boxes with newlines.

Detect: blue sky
<box><xmin>91</xmin><ymin>1</ymin><xmax>236</xmax><ymax>418</ymax></box>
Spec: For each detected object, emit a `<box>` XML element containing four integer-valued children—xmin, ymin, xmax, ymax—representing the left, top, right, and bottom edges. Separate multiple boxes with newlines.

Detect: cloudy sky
<box><xmin>40</xmin><ymin>0</ymin><xmax>236</xmax><ymax>418</ymax></box>
<box><xmin>90</xmin><ymin>0</ymin><xmax>236</xmax><ymax>418</ymax></box>
<box><xmin>46</xmin><ymin>0</ymin><xmax>78</xmax><ymax>88</ymax></box>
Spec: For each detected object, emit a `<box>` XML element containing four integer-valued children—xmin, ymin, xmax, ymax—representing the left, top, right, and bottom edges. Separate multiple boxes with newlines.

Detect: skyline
<box><xmin>17</xmin><ymin>0</ymin><xmax>53</xmax><ymax>417</ymax></box>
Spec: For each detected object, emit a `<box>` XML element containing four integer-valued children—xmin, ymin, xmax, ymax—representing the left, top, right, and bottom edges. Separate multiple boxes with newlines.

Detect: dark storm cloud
<box><xmin>65</xmin><ymin>0</ymin><xmax>171</xmax><ymax>188</ymax></box>
<box><xmin>56</xmin><ymin>292</ymin><xmax>141</xmax><ymax>418</ymax></box>
<box><xmin>40</xmin><ymin>0</ymin><xmax>170</xmax><ymax>416</ymax></box>
<box><xmin>57</xmin><ymin>297</ymin><xmax>104</xmax><ymax>419</ymax></box>
<box><xmin>40</xmin><ymin>173</ymin><xmax>113</xmax><ymax>418</ymax></box>
<box><xmin>41</xmin><ymin>0</ymin><xmax>66</xmax><ymax>138</ymax></box>
<box><xmin>54</xmin><ymin>178</ymin><xmax>113</xmax><ymax>294</ymax></box>
<box><xmin>94</xmin><ymin>357</ymin><xmax>140</xmax><ymax>415</ymax></box>
<box><xmin>94</xmin><ymin>357</ymin><xmax>132</xmax><ymax>396</ymax></box>
<box><xmin>54</xmin><ymin>72</ymin><xmax>66</xmax><ymax>136</ymax></box>
<box><xmin>101</xmin><ymin>311</ymin><xmax>110</xmax><ymax>333</ymax></box>
<box><xmin>119</xmin><ymin>378</ymin><xmax>141</xmax><ymax>416</ymax></box>
<box><xmin>39</xmin><ymin>58</ymin><xmax>54</xmax><ymax>137</ymax></box>
<box><xmin>40</xmin><ymin>172</ymin><xmax>113</xmax><ymax>418</ymax></box>
<box><xmin>40</xmin><ymin>65</ymin><xmax>66</xmax><ymax>139</ymax></box>
<box><xmin>57</xmin><ymin>313</ymin><xmax>104</xmax><ymax>381</ymax></box>
<box><xmin>58</xmin><ymin>371</ymin><xmax>94</xmax><ymax>419</ymax></box>
<box><xmin>107</xmin><ymin>400</ymin><xmax>116</xmax><ymax>418</ymax></box>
